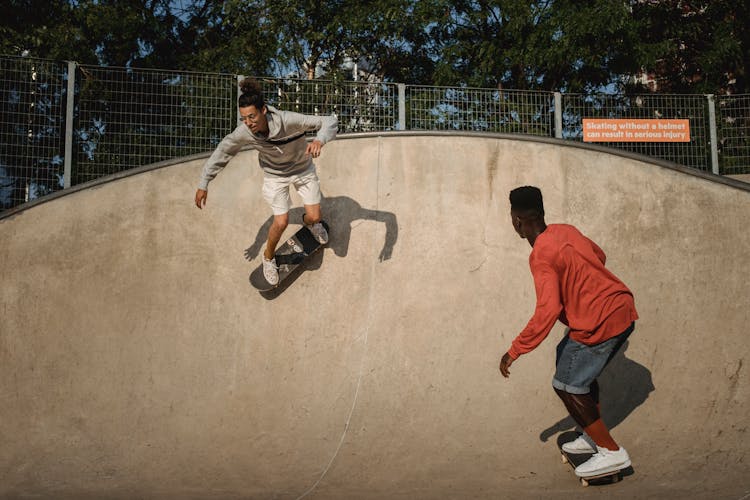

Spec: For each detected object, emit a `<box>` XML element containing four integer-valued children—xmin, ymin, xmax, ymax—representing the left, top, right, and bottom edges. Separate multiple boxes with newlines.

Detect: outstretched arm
<box><xmin>282</xmin><ymin>110</ymin><xmax>338</xmax><ymax>145</ymax></box>
<box><xmin>195</xmin><ymin>125</ymin><xmax>248</xmax><ymax>207</ymax></box>
<box><xmin>507</xmin><ymin>259</ymin><xmax>562</xmax><ymax>359</ymax></box>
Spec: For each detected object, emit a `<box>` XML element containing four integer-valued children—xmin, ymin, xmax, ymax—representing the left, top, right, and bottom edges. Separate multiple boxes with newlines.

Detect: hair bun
<box><xmin>239</xmin><ymin>77</ymin><xmax>263</xmax><ymax>96</ymax></box>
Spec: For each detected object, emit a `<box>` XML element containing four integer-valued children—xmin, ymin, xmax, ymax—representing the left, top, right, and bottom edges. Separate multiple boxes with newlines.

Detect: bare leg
<box><xmin>555</xmin><ymin>387</ymin><xmax>619</xmax><ymax>450</ymax></box>
<box><xmin>302</xmin><ymin>204</ymin><xmax>322</xmax><ymax>225</ymax></box>
<box><xmin>264</xmin><ymin>213</ymin><xmax>289</xmax><ymax>260</ymax></box>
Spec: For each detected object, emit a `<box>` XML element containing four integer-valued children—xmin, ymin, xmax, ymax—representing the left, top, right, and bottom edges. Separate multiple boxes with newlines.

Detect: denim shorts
<box><xmin>552</xmin><ymin>322</ymin><xmax>635</xmax><ymax>394</ymax></box>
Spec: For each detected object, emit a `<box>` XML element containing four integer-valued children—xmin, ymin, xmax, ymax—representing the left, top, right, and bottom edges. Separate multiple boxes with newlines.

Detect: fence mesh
<box><xmin>407</xmin><ymin>86</ymin><xmax>554</xmax><ymax>135</ymax></box>
<box><xmin>1</xmin><ymin>54</ymin><xmax>749</xmax><ymax>212</ymax></box>
<box><xmin>562</xmin><ymin>93</ymin><xmax>712</xmax><ymax>171</ymax></box>
<box><xmin>257</xmin><ymin>77</ymin><xmax>399</xmax><ymax>133</ymax></box>
<box><xmin>717</xmin><ymin>94</ymin><xmax>750</xmax><ymax>176</ymax></box>
<box><xmin>0</xmin><ymin>56</ymin><xmax>67</xmax><ymax>209</ymax></box>
<box><xmin>73</xmin><ymin>65</ymin><xmax>236</xmax><ymax>185</ymax></box>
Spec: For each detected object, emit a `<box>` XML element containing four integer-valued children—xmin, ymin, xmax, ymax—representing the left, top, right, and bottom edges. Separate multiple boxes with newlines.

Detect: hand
<box><xmin>499</xmin><ymin>352</ymin><xmax>514</xmax><ymax>378</ymax></box>
<box><xmin>306</xmin><ymin>140</ymin><xmax>323</xmax><ymax>158</ymax></box>
<box><xmin>195</xmin><ymin>189</ymin><xmax>207</xmax><ymax>209</ymax></box>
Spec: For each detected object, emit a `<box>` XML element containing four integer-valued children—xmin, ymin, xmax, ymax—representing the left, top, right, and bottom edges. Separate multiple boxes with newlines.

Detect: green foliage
<box><xmin>0</xmin><ymin>1</ymin><xmax>90</xmax><ymax>61</ymax></box>
<box><xmin>629</xmin><ymin>0</ymin><xmax>749</xmax><ymax>94</ymax></box>
<box><xmin>428</xmin><ymin>0</ymin><xmax>642</xmax><ymax>92</ymax></box>
<box><xmin>2</xmin><ymin>0</ymin><xmax>746</xmax><ymax>95</ymax></box>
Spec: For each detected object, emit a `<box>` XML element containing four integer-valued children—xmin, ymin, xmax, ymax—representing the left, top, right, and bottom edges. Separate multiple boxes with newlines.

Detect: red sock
<box><xmin>584</xmin><ymin>418</ymin><xmax>619</xmax><ymax>451</ymax></box>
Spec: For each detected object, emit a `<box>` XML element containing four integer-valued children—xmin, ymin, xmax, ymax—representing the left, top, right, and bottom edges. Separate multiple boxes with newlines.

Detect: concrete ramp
<box><xmin>1</xmin><ymin>133</ymin><xmax>749</xmax><ymax>499</ymax></box>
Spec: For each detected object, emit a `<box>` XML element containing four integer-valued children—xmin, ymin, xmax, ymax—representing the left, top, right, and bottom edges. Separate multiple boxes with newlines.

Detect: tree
<box><xmin>161</xmin><ymin>0</ymin><xmax>279</xmax><ymax>76</ymax></box>
<box><xmin>3</xmin><ymin>0</ymin><xmax>748</xmax><ymax>95</ymax></box>
<box><xmin>323</xmin><ymin>0</ymin><xmax>439</xmax><ymax>84</ymax></box>
<box><xmin>629</xmin><ymin>0</ymin><xmax>750</xmax><ymax>94</ymax></box>
<box><xmin>425</xmin><ymin>0</ymin><xmax>642</xmax><ymax>92</ymax></box>
<box><xmin>0</xmin><ymin>1</ymin><xmax>94</xmax><ymax>62</ymax></box>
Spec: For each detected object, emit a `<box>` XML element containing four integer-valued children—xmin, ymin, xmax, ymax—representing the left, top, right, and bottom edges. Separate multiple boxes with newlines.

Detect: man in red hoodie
<box><xmin>499</xmin><ymin>186</ymin><xmax>637</xmax><ymax>479</ymax></box>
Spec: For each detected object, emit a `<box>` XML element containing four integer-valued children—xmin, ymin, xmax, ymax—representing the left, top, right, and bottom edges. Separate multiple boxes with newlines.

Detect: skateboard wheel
<box><xmin>580</xmin><ymin>478</ymin><xmax>589</xmax><ymax>487</ymax></box>
<box><xmin>561</xmin><ymin>454</ymin><xmax>568</xmax><ymax>464</ymax></box>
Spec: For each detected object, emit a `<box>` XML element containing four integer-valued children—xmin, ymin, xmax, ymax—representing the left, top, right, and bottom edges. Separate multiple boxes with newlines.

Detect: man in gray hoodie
<box><xmin>195</xmin><ymin>78</ymin><xmax>338</xmax><ymax>285</ymax></box>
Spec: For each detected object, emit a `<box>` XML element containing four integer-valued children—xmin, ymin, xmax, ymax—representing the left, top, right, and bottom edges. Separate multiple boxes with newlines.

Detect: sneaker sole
<box><xmin>575</xmin><ymin>458</ymin><xmax>631</xmax><ymax>478</ymax></box>
<box><xmin>263</xmin><ymin>275</ymin><xmax>279</xmax><ymax>286</ymax></box>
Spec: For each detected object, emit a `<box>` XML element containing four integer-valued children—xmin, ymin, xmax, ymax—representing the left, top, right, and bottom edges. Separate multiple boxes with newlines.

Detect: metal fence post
<box><xmin>706</xmin><ymin>94</ymin><xmax>720</xmax><ymax>175</ymax></box>
<box><xmin>398</xmin><ymin>83</ymin><xmax>406</xmax><ymax>130</ymax></box>
<box><xmin>63</xmin><ymin>61</ymin><xmax>76</xmax><ymax>189</ymax></box>
<box><xmin>554</xmin><ymin>92</ymin><xmax>563</xmax><ymax>139</ymax></box>
<box><xmin>236</xmin><ymin>74</ymin><xmax>244</xmax><ymax>126</ymax></box>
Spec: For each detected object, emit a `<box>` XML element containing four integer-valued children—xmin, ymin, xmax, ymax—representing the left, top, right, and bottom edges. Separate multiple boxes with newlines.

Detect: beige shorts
<box><xmin>262</xmin><ymin>165</ymin><xmax>322</xmax><ymax>215</ymax></box>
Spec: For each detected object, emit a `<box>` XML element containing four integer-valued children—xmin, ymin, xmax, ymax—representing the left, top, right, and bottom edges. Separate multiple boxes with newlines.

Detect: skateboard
<box><xmin>560</xmin><ymin>447</ymin><xmax>624</xmax><ymax>487</ymax></box>
<box><xmin>249</xmin><ymin>221</ymin><xmax>329</xmax><ymax>291</ymax></box>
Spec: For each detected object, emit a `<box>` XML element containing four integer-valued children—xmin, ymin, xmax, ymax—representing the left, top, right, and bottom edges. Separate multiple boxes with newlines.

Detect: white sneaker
<box><xmin>308</xmin><ymin>222</ymin><xmax>328</xmax><ymax>245</ymax></box>
<box><xmin>575</xmin><ymin>446</ymin><xmax>631</xmax><ymax>478</ymax></box>
<box><xmin>562</xmin><ymin>433</ymin><xmax>596</xmax><ymax>454</ymax></box>
<box><xmin>262</xmin><ymin>257</ymin><xmax>279</xmax><ymax>285</ymax></box>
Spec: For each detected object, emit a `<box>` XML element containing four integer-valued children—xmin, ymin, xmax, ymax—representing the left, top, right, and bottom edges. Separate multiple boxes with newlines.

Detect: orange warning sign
<box><xmin>582</xmin><ymin>119</ymin><xmax>690</xmax><ymax>142</ymax></box>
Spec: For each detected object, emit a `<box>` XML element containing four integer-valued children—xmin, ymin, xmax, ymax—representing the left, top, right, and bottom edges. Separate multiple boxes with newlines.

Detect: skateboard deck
<box><xmin>249</xmin><ymin>221</ymin><xmax>329</xmax><ymax>291</ymax></box>
<box><xmin>560</xmin><ymin>446</ymin><xmax>624</xmax><ymax>487</ymax></box>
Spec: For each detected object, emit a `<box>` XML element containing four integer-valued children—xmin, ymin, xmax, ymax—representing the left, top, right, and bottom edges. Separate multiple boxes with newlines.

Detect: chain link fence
<box><xmin>1</xmin><ymin>54</ymin><xmax>749</xmax><ymax>211</ymax></box>
<box><xmin>407</xmin><ymin>86</ymin><xmax>554</xmax><ymax>136</ymax></box>
<box><xmin>74</xmin><ymin>65</ymin><xmax>236</xmax><ymax>185</ymax></box>
<box><xmin>0</xmin><ymin>56</ymin><xmax>67</xmax><ymax>208</ymax></box>
<box><xmin>255</xmin><ymin>77</ymin><xmax>400</xmax><ymax>133</ymax></box>
<box><xmin>717</xmin><ymin>94</ymin><xmax>750</xmax><ymax>176</ymax></box>
<box><xmin>560</xmin><ymin>93</ymin><xmax>713</xmax><ymax>171</ymax></box>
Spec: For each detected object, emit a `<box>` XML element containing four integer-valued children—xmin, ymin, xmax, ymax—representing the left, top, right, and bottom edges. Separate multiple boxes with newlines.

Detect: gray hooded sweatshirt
<box><xmin>198</xmin><ymin>105</ymin><xmax>338</xmax><ymax>191</ymax></box>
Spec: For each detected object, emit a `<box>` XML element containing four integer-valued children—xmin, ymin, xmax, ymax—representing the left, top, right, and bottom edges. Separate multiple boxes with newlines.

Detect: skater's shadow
<box><xmin>539</xmin><ymin>341</ymin><xmax>654</xmax><ymax>442</ymax></box>
<box><xmin>244</xmin><ymin>195</ymin><xmax>398</xmax><ymax>298</ymax></box>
